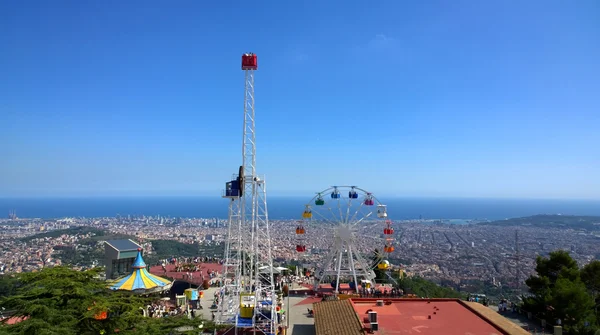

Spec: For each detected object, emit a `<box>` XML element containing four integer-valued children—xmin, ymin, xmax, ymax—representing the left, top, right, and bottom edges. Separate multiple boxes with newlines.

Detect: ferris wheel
<box><xmin>295</xmin><ymin>186</ymin><xmax>395</xmax><ymax>293</ymax></box>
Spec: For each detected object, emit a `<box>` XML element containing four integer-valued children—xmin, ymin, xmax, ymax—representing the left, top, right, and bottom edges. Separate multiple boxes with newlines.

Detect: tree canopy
<box><xmin>143</xmin><ymin>240</ymin><xmax>200</xmax><ymax>265</ymax></box>
<box><xmin>0</xmin><ymin>267</ymin><xmax>217</xmax><ymax>335</ymax></box>
<box><xmin>523</xmin><ymin>250</ymin><xmax>599</xmax><ymax>333</ymax></box>
<box><xmin>396</xmin><ymin>276</ymin><xmax>465</xmax><ymax>299</ymax></box>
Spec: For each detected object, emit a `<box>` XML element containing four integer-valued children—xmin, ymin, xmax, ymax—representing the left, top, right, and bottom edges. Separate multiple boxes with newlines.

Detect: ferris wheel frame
<box><xmin>296</xmin><ymin>186</ymin><xmax>395</xmax><ymax>293</ymax></box>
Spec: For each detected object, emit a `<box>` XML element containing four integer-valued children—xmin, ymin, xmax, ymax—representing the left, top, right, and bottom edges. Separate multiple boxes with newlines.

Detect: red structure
<box><xmin>241</xmin><ymin>53</ymin><xmax>258</xmax><ymax>70</ymax></box>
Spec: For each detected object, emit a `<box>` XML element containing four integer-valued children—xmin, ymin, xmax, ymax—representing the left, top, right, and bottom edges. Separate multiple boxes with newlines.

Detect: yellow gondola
<box><xmin>377</xmin><ymin>260</ymin><xmax>390</xmax><ymax>270</ymax></box>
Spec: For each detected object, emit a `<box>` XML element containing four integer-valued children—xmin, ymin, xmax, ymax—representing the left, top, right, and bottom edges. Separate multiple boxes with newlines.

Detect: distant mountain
<box><xmin>479</xmin><ymin>214</ymin><xmax>600</xmax><ymax>230</ymax></box>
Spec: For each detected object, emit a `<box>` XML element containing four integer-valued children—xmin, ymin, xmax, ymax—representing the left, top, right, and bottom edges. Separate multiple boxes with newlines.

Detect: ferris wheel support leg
<box><xmin>335</xmin><ymin>250</ymin><xmax>343</xmax><ymax>294</ymax></box>
<box><xmin>347</xmin><ymin>245</ymin><xmax>360</xmax><ymax>294</ymax></box>
<box><xmin>314</xmin><ymin>246</ymin><xmax>338</xmax><ymax>291</ymax></box>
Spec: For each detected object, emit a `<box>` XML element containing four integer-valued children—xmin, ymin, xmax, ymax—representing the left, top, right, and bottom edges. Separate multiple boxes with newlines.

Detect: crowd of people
<box><xmin>145</xmin><ymin>301</ymin><xmax>200</xmax><ymax>319</ymax></box>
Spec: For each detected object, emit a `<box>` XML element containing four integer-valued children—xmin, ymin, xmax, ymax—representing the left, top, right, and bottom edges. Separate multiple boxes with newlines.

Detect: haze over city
<box><xmin>1</xmin><ymin>1</ymin><xmax>599</xmax><ymax>199</ymax></box>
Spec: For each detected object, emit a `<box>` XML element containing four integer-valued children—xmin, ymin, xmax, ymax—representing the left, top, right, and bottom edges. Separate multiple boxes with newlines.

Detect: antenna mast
<box><xmin>515</xmin><ymin>229</ymin><xmax>521</xmax><ymax>295</ymax></box>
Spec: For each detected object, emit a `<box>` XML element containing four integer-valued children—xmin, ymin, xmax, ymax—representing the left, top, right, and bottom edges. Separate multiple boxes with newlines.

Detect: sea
<box><xmin>0</xmin><ymin>196</ymin><xmax>599</xmax><ymax>221</ymax></box>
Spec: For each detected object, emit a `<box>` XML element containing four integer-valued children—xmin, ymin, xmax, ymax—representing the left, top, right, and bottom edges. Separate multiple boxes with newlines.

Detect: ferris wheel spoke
<box><xmin>344</xmin><ymin>196</ymin><xmax>353</xmax><ymax>224</ymax></box>
<box><xmin>347</xmin><ymin>200</ymin><xmax>367</xmax><ymax>226</ymax></box>
<box><xmin>336</xmin><ymin>197</ymin><xmax>345</xmax><ymax>224</ymax></box>
<box><xmin>326</xmin><ymin>206</ymin><xmax>342</xmax><ymax>226</ymax></box>
<box><xmin>312</xmin><ymin>208</ymin><xmax>338</xmax><ymax>226</ymax></box>
<box><xmin>353</xmin><ymin>211</ymin><xmax>373</xmax><ymax>226</ymax></box>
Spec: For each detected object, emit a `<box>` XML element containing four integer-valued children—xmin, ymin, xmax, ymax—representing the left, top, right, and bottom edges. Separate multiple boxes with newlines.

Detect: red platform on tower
<box><xmin>241</xmin><ymin>53</ymin><xmax>257</xmax><ymax>70</ymax></box>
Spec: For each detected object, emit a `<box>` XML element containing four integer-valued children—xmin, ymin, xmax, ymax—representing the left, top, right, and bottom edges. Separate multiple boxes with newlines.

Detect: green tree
<box><xmin>581</xmin><ymin>260</ymin><xmax>600</xmax><ymax>298</ymax></box>
<box><xmin>524</xmin><ymin>250</ymin><xmax>599</xmax><ymax>333</ymax></box>
<box><xmin>0</xmin><ymin>275</ymin><xmax>18</xmax><ymax>298</ymax></box>
<box><xmin>396</xmin><ymin>276</ymin><xmax>464</xmax><ymax>299</ymax></box>
<box><xmin>0</xmin><ymin>267</ymin><xmax>205</xmax><ymax>335</ymax></box>
<box><xmin>550</xmin><ymin>278</ymin><xmax>596</xmax><ymax>332</ymax></box>
<box><xmin>525</xmin><ymin>250</ymin><xmax>580</xmax><ymax>316</ymax></box>
<box><xmin>532</xmin><ymin>250</ymin><xmax>580</xmax><ymax>286</ymax></box>
<box><xmin>581</xmin><ymin>261</ymin><xmax>600</xmax><ymax>327</ymax></box>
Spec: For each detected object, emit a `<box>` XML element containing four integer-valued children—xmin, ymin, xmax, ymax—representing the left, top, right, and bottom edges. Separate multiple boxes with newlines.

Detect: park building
<box><xmin>104</xmin><ymin>239</ymin><xmax>142</xmax><ymax>280</ymax></box>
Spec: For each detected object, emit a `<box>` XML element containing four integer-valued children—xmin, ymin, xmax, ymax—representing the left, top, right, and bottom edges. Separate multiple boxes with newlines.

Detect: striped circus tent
<box><xmin>109</xmin><ymin>248</ymin><xmax>172</xmax><ymax>293</ymax></box>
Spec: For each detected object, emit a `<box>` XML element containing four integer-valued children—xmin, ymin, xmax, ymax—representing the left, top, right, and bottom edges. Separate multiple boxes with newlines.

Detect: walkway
<box><xmin>488</xmin><ymin>305</ymin><xmax>552</xmax><ymax>334</ymax></box>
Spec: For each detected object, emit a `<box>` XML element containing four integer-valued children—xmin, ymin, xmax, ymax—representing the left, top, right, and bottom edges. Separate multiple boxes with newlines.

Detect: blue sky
<box><xmin>0</xmin><ymin>0</ymin><xmax>599</xmax><ymax>199</ymax></box>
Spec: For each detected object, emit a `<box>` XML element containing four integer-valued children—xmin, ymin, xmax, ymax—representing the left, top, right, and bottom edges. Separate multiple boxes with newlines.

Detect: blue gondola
<box><xmin>225</xmin><ymin>180</ymin><xmax>241</xmax><ymax>197</ymax></box>
<box><xmin>331</xmin><ymin>188</ymin><xmax>340</xmax><ymax>199</ymax></box>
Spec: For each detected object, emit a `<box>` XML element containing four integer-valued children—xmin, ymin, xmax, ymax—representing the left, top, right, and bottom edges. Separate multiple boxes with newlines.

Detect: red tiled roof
<box><xmin>148</xmin><ymin>263</ymin><xmax>221</xmax><ymax>286</ymax></box>
<box><xmin>349</xmin><ymin>298</ymin><xmax>527</xmax><ymax>335</ymax></box>
<box><xmin>313</xmin><ymin>299</ymin><xmax>364</xmax><ymax>335</ymax></box>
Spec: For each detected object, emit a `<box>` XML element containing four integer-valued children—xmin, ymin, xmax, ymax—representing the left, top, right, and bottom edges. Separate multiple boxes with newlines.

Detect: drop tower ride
<box><xmin>217</xmin><ymin>53</ymin><xmax>278</xmax><ymax>335</ymax></box>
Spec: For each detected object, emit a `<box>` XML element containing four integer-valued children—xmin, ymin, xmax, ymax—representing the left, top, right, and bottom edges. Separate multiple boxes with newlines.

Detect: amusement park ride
<box><xmin>217</xmin><ymin>54</ymin><xmax>278</xmax><ymax>334</ymax></box>
<box><xmin>297</xmin><ymin>186</ymin><xmax>396</xmax><ymax>292</ymax></box>
<box><xmin>215</xmin><ymin>53</ymin><xmax>395</xmax><ymax>334</ymax></box>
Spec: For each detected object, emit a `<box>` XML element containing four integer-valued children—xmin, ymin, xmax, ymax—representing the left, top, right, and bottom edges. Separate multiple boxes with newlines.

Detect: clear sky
<box><xmin>1</xmin><ymin>0</ymin><xmax>599</xmax><ymax>199</ymax></box>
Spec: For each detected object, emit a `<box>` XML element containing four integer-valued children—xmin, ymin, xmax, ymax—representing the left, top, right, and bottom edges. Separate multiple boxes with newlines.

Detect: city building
<box><xmin>104</xmin><ymin>239</ymin><xmax>142</xmax><ymax>279</ymax></box>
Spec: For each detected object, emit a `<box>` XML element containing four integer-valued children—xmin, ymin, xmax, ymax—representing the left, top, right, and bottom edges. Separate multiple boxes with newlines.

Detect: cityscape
<box><xmin>3</xmin><ymin>213</ymin><xmax>599</xmax><ymax>291</ymax></box>
<box><xmin>2</xmin><ymin>1</ymin><xmax>599</xmax><ymax>334</ymax></box>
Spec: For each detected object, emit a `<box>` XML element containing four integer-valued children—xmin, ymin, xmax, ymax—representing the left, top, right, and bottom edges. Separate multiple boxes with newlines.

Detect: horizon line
<box><xmin>1</xmin><ymin>194</ymin><xmax>599</xmax><ymax>202</ymax></box>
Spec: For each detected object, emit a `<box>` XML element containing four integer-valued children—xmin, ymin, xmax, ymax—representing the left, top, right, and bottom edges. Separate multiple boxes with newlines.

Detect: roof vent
<box><xmin>376</xmin><ymin>300</ymin><xmax>384</xmax><ymax>306</ymax></box>
<box><xmin>368</xmin><ymin>311</ymin><xmax>378</xmax><ymax>323</ymax></box>
<box><xmin>370</xmin><ymin>322</ymin><xmax>379</xmax><ymax>331</ymax></box>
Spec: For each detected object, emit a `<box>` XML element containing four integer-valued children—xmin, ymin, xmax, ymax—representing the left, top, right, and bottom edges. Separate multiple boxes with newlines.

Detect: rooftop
<box><xmin>105</xmin><ymin>239</ymin><xmax>141</xmax><ymax>252</ymax></box>
<box><xmin>313</xmin><ymin>298</ymin><xmax>530</xmax><ymax>335</ymax></box>
<box><xmin>313</xmin><ymin>299</ymin><xmax>363</xmax><ymax>335</ymax></box>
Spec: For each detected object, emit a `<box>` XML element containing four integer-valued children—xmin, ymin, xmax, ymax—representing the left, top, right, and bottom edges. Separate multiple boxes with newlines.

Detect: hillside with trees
<box><xmin>480</xmin><ymin>215</ymin><xmax>600</xmax><ymax>231</ymax></box>
<box><xmin>397</xmin><ymin>276</ymin><xmax>465</xmax><ymax>299</ymax></box>
<box><xmin>19</xmin><ymin>227</ymin><xmax>106</xmax><ymax>242</ymax></box>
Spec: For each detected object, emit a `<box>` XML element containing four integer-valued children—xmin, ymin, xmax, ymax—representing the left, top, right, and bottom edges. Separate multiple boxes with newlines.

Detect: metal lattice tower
<box><xmin>217</xmin><ymin>53</ymin><xmax>278</xmax><ymax>335</ymax></box>
<box><xmin>515</xmin><ymin>229</ymin><xmax>521</xmax><ymax>293</ymax></box>
<box><xmin>217</xmin><ymin>193</ymin><xmax>241</xmax><ymax>324</ymax></box>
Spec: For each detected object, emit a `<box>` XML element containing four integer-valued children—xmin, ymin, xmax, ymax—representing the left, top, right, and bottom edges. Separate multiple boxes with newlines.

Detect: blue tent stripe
<box><xmin>111</xmin><ymin>274</ymin><xmax>133</xmax><ymax>290</ymax></box>
<box><xmin>133</xmin><ymin>269</ymin><xmax>146</xmax><ymax>290</ymax></box>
